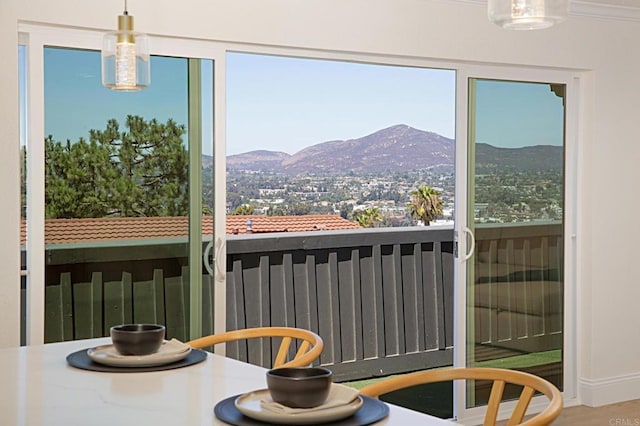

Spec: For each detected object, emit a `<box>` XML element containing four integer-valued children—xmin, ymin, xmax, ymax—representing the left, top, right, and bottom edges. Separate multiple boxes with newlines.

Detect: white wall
<box><xmin>2</xmin><ymin>0</ymin><xmax>640</xmax><ymax>406</ymax></box>
<box><xmin>0</xmin><ymin>0</ymin><xmax>21</xmax><ymax>350</ymax></box>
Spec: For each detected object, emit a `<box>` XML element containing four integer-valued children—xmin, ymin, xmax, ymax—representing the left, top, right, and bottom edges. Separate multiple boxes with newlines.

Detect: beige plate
<box><xmin>234</xmin><ymin>388</ymin><xmax>363</xmax><ymax>425</ymax></box>
<box><xmin>86</xmin><ymin>341</ymin><xmax>191</xmax><ymax>368</ymax></box>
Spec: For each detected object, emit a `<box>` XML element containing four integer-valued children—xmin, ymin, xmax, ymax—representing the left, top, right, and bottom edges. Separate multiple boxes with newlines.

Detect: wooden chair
<box><xmin>186</xmin><ymin>326</ymin><xmax>324</xmax><ymax>368</ymax></box>
<box><xmin>359</xmin><ymin>367</ymin><xmax>562</xmax><ymax>426</ymax></box>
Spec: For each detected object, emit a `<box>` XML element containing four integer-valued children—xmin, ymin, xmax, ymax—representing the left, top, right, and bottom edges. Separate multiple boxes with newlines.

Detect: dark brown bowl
<box><xmin>266</xmin><ymin>367</ymin><xmax>333</xmax><ymax>408</ymax></box>
<box><xmin>110</xmin><ymin>324</ymin><xmax>166</xmax><ymax>356</ymax></box>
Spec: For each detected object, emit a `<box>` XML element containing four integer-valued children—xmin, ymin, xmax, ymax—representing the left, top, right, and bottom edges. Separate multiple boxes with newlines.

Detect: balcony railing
<box><xmin>23</xmin><ymin>222</ymin><xmax>562</xmax><ymax>382</ymax></box>
<box><xmin>226</xmin><ymin>227</ymin><xmax>455</xmax><ymax>381</ymax></box>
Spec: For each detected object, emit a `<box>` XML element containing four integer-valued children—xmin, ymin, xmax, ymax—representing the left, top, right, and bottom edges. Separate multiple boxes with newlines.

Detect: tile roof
<box><xmin>226</xmin><ymin>215</ymin><xmax>361</xmax><ymax>235</ymax></box>
<box><xmin>20</xmin><ymin>215</ymin><xmax>360</xmax><ymax>245</ymax></box>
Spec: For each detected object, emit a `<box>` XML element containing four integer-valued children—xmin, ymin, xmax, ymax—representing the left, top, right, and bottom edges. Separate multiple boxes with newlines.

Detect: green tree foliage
<box><xmin>269</xmin><ymin>206</ymin><xmax>286</xmax><ymax>216</ymax></box>
<box><xmin>353</xmin><ymin>207</ymin><xmax>382</xmax><ymax>228</ymax></box>
<box><xmin>407</xmin><ymin>185</ymin><xmax>443</xmax><ymax>226</ymax></box>
<box><xmin>45</xmin><ymin>115</ymin><xmax>188</xmax><ymax>219</ymax></box>
<box><xmin>230</xmin><ymin>204</ymin><xmax>255</xmax><ymax>215</ymax></box>
<box><xmin>338</xmin><ymin>202</ymin><xmax>352</xmax><ymax>219</ymax></box>
<box><xmin>285</xmin><ymin>203</ymin><xmax>311</xmax><ymax>216</ymax></box>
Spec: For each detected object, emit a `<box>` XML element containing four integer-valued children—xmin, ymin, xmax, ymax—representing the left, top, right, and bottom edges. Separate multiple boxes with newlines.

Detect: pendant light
<box><xmin>102</xmin><ymin>0</ymin><xmax>150</xmax><ymax>91</ymax></box>
<box><xmin>488</xmin><ymin>0</ymin><xmax>568</xmax><ymax>30</ymax></box>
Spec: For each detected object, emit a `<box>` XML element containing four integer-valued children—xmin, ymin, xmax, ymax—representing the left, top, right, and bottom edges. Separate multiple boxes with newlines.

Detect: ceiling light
<box><xmin>488</xmin><ymin>0</ymin><xmax>568</xmax><ymax>30</ymax></box>
<box><xmin>102</xmin><ymin>0</ymin><xmax>150</xmax><ymax>91</ymax></box>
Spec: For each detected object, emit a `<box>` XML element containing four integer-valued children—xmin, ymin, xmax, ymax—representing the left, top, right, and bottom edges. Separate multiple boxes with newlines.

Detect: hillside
<box><xmin>474</xmin><ymin>143</ymin><xmax>563</xmax><ymax>173</ymax></box>
<box><xmin>227</xmin><ymin>124</ymin><xmax>453</xmax><ymax>174</ymax></box>
<box><xmin>226</xmin><ymin>150</ymin><xmax>290</xmax><ymax>170</ymax></box>
<box><xmin>224</xmin><ymin>125</ymin><xmax>562</xmax><ymax>174</ymax></box>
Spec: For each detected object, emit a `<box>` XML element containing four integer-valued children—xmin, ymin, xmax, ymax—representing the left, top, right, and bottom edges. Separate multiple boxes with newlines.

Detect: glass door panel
<box><xmin>225</xmin><ymin>50</ymin><xmax>457</xmax><ymax>416</ymax></box>
<box><xmin>19</xmin><ymin>43</ymin><xmax>28</xmax><ymax>345</ymax></box>
<box><xmin>466</xmin><ymin>78</ymin><xmax>565</xmax><ymax>407</ymax></box>
<box><xmin>41</xmin><ymin>46</ymin><xmax>204</xmax><ymax>343</ymax></box>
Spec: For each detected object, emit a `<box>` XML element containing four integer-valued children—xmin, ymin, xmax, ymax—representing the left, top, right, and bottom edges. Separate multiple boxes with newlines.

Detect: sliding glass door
<box><xmin>455</xmin><ymin>71</ymin><xmax>576</xmax><ymax>421</ymax></box>
<box><xmin>20</xmin><ymin>26</ymin><xmax>226</xmax><ymax>345</ymax></box>
<box><xmin>19</xmin><ymin>27</ymin><xmax>578</xmax><ymax>422</ymax></box>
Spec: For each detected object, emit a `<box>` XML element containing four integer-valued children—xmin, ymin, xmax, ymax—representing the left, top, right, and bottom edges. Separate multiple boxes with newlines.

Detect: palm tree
<box><xmin>407</xmin><ymin>185</ymin><xmax>443</xmax><ymax>226</ymax></box>
<box><xmin>354</xmin><ymin>207</ymin><xmax>382</xmax><ymax>228</ymax></box>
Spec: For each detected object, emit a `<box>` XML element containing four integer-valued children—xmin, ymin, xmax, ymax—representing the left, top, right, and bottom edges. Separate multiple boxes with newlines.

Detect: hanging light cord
<box><xmin>123</xmin><ymin>0</ymin><xmax>128</xmax><ymax>15</ymax></box>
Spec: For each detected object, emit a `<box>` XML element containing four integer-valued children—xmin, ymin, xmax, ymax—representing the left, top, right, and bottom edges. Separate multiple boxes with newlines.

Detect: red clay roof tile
<box><xmin>21</xmin><ymin>215</ymin><xmax>360</xmax><ymax>245</ymax></box>
<box><xmin>226</xmin><ymin>215</ymin><xmax>360</xmax><ymax>235</ymax></box>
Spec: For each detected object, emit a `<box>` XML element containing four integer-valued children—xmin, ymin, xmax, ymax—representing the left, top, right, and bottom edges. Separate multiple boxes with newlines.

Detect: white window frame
<box><xmin>454</xmin><ymin>66</ymin><xmax>581</xmax><ymax>423</ymax></box>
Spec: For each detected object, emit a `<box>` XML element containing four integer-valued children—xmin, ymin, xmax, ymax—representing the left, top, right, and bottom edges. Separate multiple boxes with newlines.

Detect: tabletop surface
<box><xmin>0</xmin><ymin>338</ymin><xmax>456</xmax><ymax>426</ymax></box>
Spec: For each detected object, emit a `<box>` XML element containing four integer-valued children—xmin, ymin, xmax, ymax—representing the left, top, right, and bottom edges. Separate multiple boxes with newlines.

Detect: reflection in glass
<box><xmin>41</xmin><ymin>47</ymin><xmax>195</xmax><ymax>343</ymax></box>
<box><xmin>467</xmin><ymin>79</ymin><xmax>565</xmax><ymax>407</ymax></box>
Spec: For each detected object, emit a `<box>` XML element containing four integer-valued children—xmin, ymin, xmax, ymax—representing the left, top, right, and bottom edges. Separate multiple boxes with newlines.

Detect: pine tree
<box><xmin>45</xmin><ymin>115</ymin><xmax>188</xmax><ymax>219</ymax></box>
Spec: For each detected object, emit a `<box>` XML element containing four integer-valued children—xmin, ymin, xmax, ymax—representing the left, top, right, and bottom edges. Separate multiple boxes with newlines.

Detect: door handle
<box><xmin>462</xmin><ymin>226</ymin><xmax>476</xmax><ymax>261</ymax></box>
<box><xmin>214</xmin><ymin>238</ymin><xmax>226</xmax><ymax>282</ymax></box>
<box><xmin>204</xmin><ymin>238</ymin><xmax>226</xmax><ymax>281</ymax></box>
<box><xmin>203</xmin><ymin>240</ymin><xmax>214</xmax><ymax>277</ymax></box>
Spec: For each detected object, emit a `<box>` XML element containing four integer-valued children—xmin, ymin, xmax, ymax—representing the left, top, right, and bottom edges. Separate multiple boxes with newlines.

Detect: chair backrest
<box><xmin>359</xmin><ymin>367</ymin><xmax>562</xmax><ymax>426</ymax></box>
<box><xmin>186</xmin><ymin>326</ymin><xmax>324</xmax><ymax>368</ymax></box>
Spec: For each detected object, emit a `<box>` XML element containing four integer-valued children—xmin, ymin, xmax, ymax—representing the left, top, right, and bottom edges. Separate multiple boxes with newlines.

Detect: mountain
<box><xmin>227</xmin><ymin>150</ymin><xmax>291</xmax><ymax>170</ymax></box>
<box><xmin>281</xmin><ymin>124</ymin><xmax>453</xmax><ymax>174</ymax></box>
<box><xmin>475</xmin><ymin>143</ymin><xmax>563</xmax><ymax>173</ymax></box>
<box><xmin>223</xmin><ymin>125</ymin><xmax>562</xmax><ymax>175</ymax></box>
<box><xmin>227</xmin><ymin>125</ymin><xmax>454</xmax><ymax>174</ymax></box>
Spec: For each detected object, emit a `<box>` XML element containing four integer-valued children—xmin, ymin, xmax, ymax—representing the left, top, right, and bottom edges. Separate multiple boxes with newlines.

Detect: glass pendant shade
<box><xmin>102</xmin><ymin>13</ymin><xmax>150</xmax><ymax>91</ymax></box>
<box><xmin>488</xmin><ymin>0</ymin><xmax>568</xmax><ymax>30</ymax></box>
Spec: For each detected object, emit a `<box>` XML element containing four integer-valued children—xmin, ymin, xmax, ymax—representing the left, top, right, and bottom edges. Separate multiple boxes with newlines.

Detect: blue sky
<box><xmin>43</xmin><ymin>48</ymin><xmax>191</xmax><ymax>147</ymax></box>
<box><xmin>34</xmin><ymin>48</ymin><xmax>563</xmax><ymax>156</ymax></box>
<box><xmin>474</xmin><ymin>79</ymin><xmax>564</xmax><ymax>148</ymax></box>
<box><xmin>226</xmin><ymin>53</ymin><xmax>456</xmax><ymax>155</ymax></box>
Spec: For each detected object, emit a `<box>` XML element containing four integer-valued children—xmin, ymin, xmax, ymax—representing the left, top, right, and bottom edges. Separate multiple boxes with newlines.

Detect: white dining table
<box><xmin>0</xmin><ymin>338</ymin><xmax>456</xmax><ymax>426</ymax></box>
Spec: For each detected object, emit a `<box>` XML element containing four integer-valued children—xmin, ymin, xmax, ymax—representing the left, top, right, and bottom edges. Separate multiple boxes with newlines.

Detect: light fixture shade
<box><xmin>102</xmin><ymin>13</ymin><xmax>150</xmax><ymax>91</ymax></box>
<box><xmin>488</xmin><ymin>0</ymin><xmax>568</xmax><ymax>30</ymax></box>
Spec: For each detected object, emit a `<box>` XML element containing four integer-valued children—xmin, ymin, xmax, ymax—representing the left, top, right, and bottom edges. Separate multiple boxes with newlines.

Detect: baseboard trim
<box><xmin>580</xmin><ymin>372</ymin><xmax>640</xmax><ymax>406</ymax></box>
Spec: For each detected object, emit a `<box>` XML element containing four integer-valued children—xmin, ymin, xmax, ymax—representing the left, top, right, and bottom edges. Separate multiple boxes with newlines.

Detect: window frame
<box><xmin>18</xmin><ymin>25</ymin><xmax>581</xmax><ymax>421</ymax></box>
<box><xmin>454</xmin><ymin>66</ymin><xmax>580</xmax><ymax>423</ymax></box>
